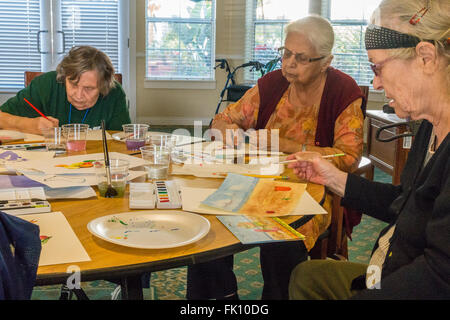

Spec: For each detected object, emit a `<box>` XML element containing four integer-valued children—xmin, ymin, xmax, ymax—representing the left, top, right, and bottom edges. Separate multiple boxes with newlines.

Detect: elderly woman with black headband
<box><xmin>288</xmin><ymin>0</ymin><xmax>449</xmax><ymax>299</ymax></box>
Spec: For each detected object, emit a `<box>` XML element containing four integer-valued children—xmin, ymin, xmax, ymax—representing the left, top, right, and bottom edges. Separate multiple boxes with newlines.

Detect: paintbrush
<box><xmin>101</xmin><ymin>120</ymin><xmax>117</xmax><ymax>198</ymax></box>
<box><xmin>278</xmin><ymin>153</ymin><xmax>346</xmax><ymax>164</ymax></box>
<box><xmin>23</xmin><ymin>98</ymin><xmax>50</xmax><ymax>120</ymax></box>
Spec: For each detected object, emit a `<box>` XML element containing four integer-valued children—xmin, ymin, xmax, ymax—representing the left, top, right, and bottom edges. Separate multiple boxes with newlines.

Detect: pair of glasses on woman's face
<box><xmin>278</xmin><ymin>47</ymin><xmax>325</xmax><ymax>65</ymax></box>
<box><xmin>369</xmin><ymin>56</ymin><xmax>396</xmax><ymax>76</ymax></box>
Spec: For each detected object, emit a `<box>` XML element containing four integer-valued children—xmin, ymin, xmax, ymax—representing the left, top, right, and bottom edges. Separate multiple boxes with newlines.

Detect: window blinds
<box><xmin>0</xmin><ymin>0</ymin><xmax>120</xmax><ymax>92</ymax></box>
<box><xmin>325</xmin><ymin>0</ymin><xmax>382</xmax><ymax>85</ymax></box>
<box><xmin>0</xmin><ymin>0</ymin><xmax>40</xmax><ymax>91</ymax></box>
<box><xmin>61</xmin><ymin>0</ymin><xmax>120</xmax><ymax>73</ymax></box>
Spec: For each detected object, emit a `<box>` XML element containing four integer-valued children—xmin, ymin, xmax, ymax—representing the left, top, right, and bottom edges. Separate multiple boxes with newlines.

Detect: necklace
<box><xmin>68</xmin><ymin>104</ymin><xmax>90</xmax><ymax>124</ymax></box>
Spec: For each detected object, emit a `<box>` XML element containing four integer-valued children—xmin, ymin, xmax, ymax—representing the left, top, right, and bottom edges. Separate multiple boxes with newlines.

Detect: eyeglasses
<box><xmin>278</xmin><ymin>47</ymin><xmax>326</xmax><ymax>65</ymax></box>
<box><xmin>369</xmin><ymin>56</ymin><xmax>396</xmax><ymax>76</ymax></box>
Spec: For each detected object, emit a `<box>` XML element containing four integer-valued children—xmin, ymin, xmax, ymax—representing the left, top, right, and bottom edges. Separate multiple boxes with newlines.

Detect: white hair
<box><xmin>284</xmin><ymin>15</ymin><xmax>335</xmax><ymax>57</ymax></box>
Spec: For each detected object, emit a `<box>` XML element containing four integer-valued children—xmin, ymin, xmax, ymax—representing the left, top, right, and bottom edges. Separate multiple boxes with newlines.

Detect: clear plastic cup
<box><xmin>62</xmin><ymin>124</ymin><xmax>89</xmax><ymax>152</ymax></box>
<box><xmin>41</xmin><ymin>127</ymin><xmax>66</xmax><ymax>154</ymax></box>
<box><xmin>122</xmin><ymin>124</ymin><xmax>149</xmax><ymax>151</ymax></box>
<box><xmin>140</xmin><ymin>145</ymin><xmax>170</xmax><ymax>180</ymax></box>
<box><xmin>94</xmin><ymin>159</ymin><xmax>129</xmax><ymax>198</ymax></box>
<box><xmin>147</xmin><ymin>134</ymin><xmax>177</xmax><ymax>149</ymax></box>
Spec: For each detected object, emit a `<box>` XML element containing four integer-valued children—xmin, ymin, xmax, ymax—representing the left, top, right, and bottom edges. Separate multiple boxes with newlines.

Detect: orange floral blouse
<box><xmin>212</xmin><ymin>84</ymin><xmax>364</xmax><ymax>250</ymax></box>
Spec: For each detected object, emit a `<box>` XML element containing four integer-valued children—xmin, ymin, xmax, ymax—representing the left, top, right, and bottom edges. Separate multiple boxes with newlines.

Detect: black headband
<box><xmin>365</xmin><ymin>25</ymin><xmax>421</xmax><ymax>50</ymax></box>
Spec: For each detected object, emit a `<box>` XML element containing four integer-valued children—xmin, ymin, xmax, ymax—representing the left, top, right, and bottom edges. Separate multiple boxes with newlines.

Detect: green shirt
<box><xmin>0</xmin><ymin>71</ymin><xmax>131</xmax><ymax>130</ymax></box>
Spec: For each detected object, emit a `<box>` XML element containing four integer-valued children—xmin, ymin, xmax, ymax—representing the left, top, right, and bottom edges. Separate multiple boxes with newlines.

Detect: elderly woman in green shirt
<box><xmin>0</xmin><ymin>46</ymin><xmax>131</xmax><ymax>134</ymax></box>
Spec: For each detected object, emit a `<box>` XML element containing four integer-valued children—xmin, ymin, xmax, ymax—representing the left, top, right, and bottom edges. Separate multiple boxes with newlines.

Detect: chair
<box><xmin>309</xmin><ymin>86</ymin><xmax>374</xmax><ymax>260</ymax></box>
<box><xmin>24</xmin><ymin>71</ymin><xmax>123</xmax><ymax>87</ymax></box>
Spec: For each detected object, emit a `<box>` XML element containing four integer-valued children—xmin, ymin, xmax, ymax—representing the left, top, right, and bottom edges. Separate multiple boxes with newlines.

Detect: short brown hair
<box><xmin>56</xmin><ymin>46</ymin><xmax>116</xmax><ymax>96</ymax></box>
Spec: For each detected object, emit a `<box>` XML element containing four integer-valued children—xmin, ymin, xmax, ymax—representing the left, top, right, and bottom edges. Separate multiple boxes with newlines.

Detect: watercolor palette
<box><xmin>87</xmin><ymin>210</ymin><xmax>210</xmax><ymax>249</ymax></box>
<box><xmin>0</xmin><ymin>142</ymin><xmax>46</xmax><ymax>150</ymax></box>
<box><xmin>155</xmin><ymin>180</ymin><xmax>182</xmax><ymax>209</ymax></box>
<box><xmin>0</xmin><ymin>199</ymin><xmax>51</xmax><ymax>215</ymax></box>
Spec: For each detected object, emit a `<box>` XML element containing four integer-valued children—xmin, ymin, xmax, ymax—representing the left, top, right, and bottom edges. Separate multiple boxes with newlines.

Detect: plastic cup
<box><xmin>62</xmin><ymin>124</ymin><xmax>89</xmax><ymax>152</ymax></box>
<box><xmin>41</xmin><ymin>127</ymin><xmax>66</xmax><ymax>154</ymax></box>
<box><xmin>122</xmin><ymin>124</ymin><xmax>149</xmax><ymax>151</ymax></box>
<box><xmin>140</xmin><ymin>145</ymin><xmax>170</xmax><ymax>180</ymax></box>
<box><xmin>94</xmin><ymin>159</ymin><xmax>129</xmax><ymax>198</ymax></box>
<box><xmin>147</xmin><ymin>134</ymin><xmax>177</xmax><ymax>149</ymax></box>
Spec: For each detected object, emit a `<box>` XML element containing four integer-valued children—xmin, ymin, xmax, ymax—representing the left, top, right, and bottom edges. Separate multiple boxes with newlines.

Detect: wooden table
<box><xmin>32</xmin><ymin>137</ymin><xmax>325</xmax><ymax>299</ymax></box>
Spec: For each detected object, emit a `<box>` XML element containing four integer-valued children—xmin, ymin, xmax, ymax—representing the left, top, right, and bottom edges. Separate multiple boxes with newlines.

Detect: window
<box><xmin>61</xmin><ymin>0</ymin><xmax>120</xmax><ymax>72</ymax></box>
<box><xmin>0</xmin><ymin>0</ymin><xmax>40</xmax><ymax>91</ymax></box>
<box><xmin>245</xmin><ymin>0</ymin><xmax>382</xmax><ymax>85</ymax></box>
<box><xmin>145</xmin><ymin>0</ymin><xmax>216</xmax><ymax>81</ymax></box>
<box><xmin>245</xmin><ymin>0</ymin><xmax>309</xmax><ymax>81</ymax></box>
<box><xmin>0</xmin><ymin>0</ymin><xmax>121</xmax><ymax>92</ymax></box>
<box><xmin>324</xmin><ymin>0</ymin><xmax>382</xmax><ymax>85</ymax></box>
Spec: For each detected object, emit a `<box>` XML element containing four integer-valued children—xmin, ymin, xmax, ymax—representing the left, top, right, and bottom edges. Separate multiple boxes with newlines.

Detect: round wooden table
<box><xmin>34</xmin><ymin>137</ymin><xmax>325</xmax><ymax>299</ymax></box>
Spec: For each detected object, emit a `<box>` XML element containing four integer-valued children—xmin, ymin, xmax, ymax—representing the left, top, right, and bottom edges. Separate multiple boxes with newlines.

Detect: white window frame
<box><xmin>143</xmin><ymin>0</ymin><xmax>216</xmax><ymax>90</ymax></box>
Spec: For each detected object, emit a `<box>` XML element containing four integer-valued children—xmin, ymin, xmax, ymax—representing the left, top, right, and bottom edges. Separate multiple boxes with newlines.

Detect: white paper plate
<box><xmin>0</xmin><ymin>130</ymin><xmax>25</xmax><ymax>142</ymax></box>
<box><xmin>87</xmin><ymin>210</ymin><xmax>210</xmax><ymax>249</ymax></box>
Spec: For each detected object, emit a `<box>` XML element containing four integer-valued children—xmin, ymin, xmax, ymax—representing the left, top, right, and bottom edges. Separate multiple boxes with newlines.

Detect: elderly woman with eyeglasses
<box><xmin>288</xmin><ymin>0</ymin><xmax>449</xmax><ymax>299</ymax></box>
<box><xmin>187</xmin><ymin>15</ymin><xmax>365</xmax><ymax>300</ymax></box>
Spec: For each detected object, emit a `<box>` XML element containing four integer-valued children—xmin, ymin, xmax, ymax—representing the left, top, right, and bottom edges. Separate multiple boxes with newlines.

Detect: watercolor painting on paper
<box><xmin>201</xmin><ymin>173</ymin><xmax>306</xmax><ymax>216</ymax></box>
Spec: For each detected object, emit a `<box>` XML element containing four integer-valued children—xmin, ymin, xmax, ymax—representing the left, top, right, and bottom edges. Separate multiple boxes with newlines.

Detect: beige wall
<box><xmin>134</xmin><ymin>0</ymin><xmax>386</xmax><ymax>126</ymax></box>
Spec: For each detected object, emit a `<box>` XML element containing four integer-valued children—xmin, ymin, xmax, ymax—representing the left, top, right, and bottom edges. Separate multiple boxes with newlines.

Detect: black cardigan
<box><xmin>342</xmin><ymin>120</ymin><xmax>450</xmax><ymax>299</ymax></box>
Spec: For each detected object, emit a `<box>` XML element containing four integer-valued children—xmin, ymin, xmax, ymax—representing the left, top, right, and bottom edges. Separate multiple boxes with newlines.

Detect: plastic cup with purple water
<box><xmin>122</xmin><ymin>124</ymin><xmax>149</xmax><ymax>151</ymax></box>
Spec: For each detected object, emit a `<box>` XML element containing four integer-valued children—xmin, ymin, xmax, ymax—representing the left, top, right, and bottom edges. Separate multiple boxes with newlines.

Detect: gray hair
<box><xmin>284</xmin><ymin>15</ymin><xmax>335</xmax><ymax>58</ymax></box>
<box><xmin>56</xmin><ymin>46</ymin><xmax>116</xmax><ymax>96</ymax></box>
<box><xmin>371</xmin><ymin>0</ymin><xmax>449</xmax><ymax>76</ymax></box>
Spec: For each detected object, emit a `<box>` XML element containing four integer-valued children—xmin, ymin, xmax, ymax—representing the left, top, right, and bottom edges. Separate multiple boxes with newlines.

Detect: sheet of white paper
<box><xmin>111</xmin><ymin>131</ymin><xmax>204</xmax><ymax>146</ymax></box>
<box><xmin>0</xmin><ymin>187</ymin><xmax>46</xmax><ymax>201</ymax></box>
<box><xmin>19</xmin><ymin>211</ymin><xmax>91</xmax><ymax>266</ymax></box>
<box><xmin>173</xmin><ymin>141</ymin><xmax>284</xmax><ymax>165</ymax></box>
<box><xmin>10</xmin><ymin>152</ymin><xmax>146</xmax><ymax>175</ymax></box>
<box><xmin>44</xmin><ymin>186</ymin><xmax>97</xmax><ymax>199</ymax></box>
<box><xmin>23</xmin><ymin>133</ymin><xmax>45</xmax><ymax>142</ymax></box>
<box><xmin>86</xmin><ymin>129</ymin><xmax>112</xmax><ymax>140</ymax></box>
<box><xmin>0</xmin><ymin>130</ymin><xmax>25</xmax><ymax>141</ymax></box>
<box><xmin>181</xmin><ymin>186</ymin><xmax>327</xmax><ymax>216</ymax></box>
<box><xmin>171</xmin><ymin>162</ymin><xmax>284</xmax><ymax>177</ymax></box>
<box><xmin>23</xmin><ymin>170</ymin><xmax>147</xmax><ymax>188</ymax></box>
<box><xmin>0</xmin><ymin>150</ymin><xmax>56</xmax><ymax>173</ymax></box>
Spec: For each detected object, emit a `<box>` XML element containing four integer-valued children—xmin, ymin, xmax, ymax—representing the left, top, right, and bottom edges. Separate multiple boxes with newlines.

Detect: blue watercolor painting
<box><xmin>201</xmin><ymin>173</ymin><xmax>258</xmax><ymax>212</ymax></box>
